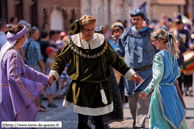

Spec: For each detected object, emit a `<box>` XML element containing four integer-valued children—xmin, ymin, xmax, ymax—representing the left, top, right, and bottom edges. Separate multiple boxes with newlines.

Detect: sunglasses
<box><xmin>132</xmin><ymin>18</ymin><xmax>142</xmax><ymax>21</ymax></box>
<box><xmin>82</xmin><ymin>28</ymin><xmax>95</xmax><ymax>33</ymax></box>
<box><xmin>150</xmin><ymin>39</ymin><xmax>158</xmax><ymax>42</ymax></box>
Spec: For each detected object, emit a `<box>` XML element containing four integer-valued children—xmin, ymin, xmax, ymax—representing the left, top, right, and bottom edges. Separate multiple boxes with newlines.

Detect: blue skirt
<box><xmin>149</xmin><ymin>84</ymin><xmax>188</xmax><ymax>129</ymax></box>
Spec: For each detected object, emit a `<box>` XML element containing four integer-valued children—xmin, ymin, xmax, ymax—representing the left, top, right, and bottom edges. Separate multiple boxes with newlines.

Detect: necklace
<box><xmin>68</xmin><ymin>39</ymin><xmax>108</xmax><ymax>59</ymax></box>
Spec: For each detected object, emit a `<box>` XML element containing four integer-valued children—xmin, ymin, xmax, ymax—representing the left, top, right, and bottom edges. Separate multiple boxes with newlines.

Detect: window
<box><xmin>15</xmin><ymin>0</ymin><xmax>23</xmax><ymax>20</ymax></box>
<box><xmin>30</xmin><ymin>0</ymin><xmax>38</xmax><ymax>27</ymax></box>
<box><xmin>0</xmin><ymin>0</ymin><xmax>8</xmax><ymax>22</ymax></box>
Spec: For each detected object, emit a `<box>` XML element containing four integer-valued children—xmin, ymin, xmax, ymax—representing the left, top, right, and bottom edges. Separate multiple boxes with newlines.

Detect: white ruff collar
<box><xmin>71</xmin><ymin>33</ymin><xmax>105</xmax><ymax>49</ymax></box>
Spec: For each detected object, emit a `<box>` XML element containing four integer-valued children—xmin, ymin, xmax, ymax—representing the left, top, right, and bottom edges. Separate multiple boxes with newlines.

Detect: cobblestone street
<box><xmin>1</xmin><ymin>1</ymin><xmax>194</xmax><ymax>129</ymax></box>
<box><xmin>37</xmin><ymin>96</ymin><xmax>194</xmax><ymax>129</ymax></box>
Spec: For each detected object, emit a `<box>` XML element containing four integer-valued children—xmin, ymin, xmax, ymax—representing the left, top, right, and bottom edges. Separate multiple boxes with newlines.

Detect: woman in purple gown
<box><xmin>0</xmin><ymin>24</ymin><xmax>50</xmax><ymax>126</ymax></box>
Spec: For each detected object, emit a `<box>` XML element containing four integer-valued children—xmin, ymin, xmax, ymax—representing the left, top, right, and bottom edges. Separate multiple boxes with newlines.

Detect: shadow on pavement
<box><xmin>186</xmin><ymin>116</ymin><xmax>194</xmax><ymax>119</ymax></box>
<box><xmin>186</xmin><ymin>108</ymin><xmax>194</xmax><ymax>110</ymax></box>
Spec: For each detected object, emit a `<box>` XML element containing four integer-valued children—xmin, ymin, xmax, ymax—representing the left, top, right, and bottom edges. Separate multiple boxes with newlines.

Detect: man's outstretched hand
<box><xmin>47</xmin><ymin>74</ymin><xmax>54</xmax><ymax>87</ymax></box>
<box><xmin>131</xmin><ymin>73</ymin><xmax>144</xmax><ymax>84</ymax></box>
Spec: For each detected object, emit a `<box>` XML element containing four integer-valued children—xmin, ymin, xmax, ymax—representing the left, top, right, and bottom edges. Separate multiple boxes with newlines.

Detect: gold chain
<box><xmin>68</xmin><ymin>39</ymin><xmax>108</xmax><ymax>59</ymax></box>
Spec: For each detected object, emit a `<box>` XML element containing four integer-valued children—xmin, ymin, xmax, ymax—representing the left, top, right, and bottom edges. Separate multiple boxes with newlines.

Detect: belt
<box><xmin>134</xmin><ymin>65</ymin><xmax>152</xmax><ymax>71</ymax></box>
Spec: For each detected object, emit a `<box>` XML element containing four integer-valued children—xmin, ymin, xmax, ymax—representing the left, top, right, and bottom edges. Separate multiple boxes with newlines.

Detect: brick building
<box><xmin>80</xmin><ymin>0</ymin><xmax>187</xmax><ymax>27</ymax></box>
<box><xmin>0</xmin><ymin>0</ymin><xmax>190</xmax><ymax>31</ymax></box>
<box><xmin>0</xmin><ymin>0</ymin><xmax>81</xmax><ymax>32</ymax></box>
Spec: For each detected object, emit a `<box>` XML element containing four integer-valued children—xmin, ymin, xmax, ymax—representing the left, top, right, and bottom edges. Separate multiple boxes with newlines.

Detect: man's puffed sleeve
<box><xmin>50</xmin><ymin>43</ymin><xmax>72</xmax><ymax>80</ymax></box>
<box><xmin>106</xmin><ymin>41</ymin><xmax>135</xmax><ymax>80</ymax></box>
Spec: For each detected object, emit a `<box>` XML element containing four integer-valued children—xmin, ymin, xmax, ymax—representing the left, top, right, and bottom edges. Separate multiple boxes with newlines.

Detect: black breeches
<box><xmin>78</xmin><ymin>114</ymin><xmax>105</xmax><ymax>129</ymax></box>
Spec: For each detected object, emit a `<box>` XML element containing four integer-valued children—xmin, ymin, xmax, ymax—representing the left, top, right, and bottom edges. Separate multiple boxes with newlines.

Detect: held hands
<box><xmin>139</xmin><ymin>91</ymin><xmax>147</xmax><ymax>99</ymax></box>
<box><xmin>131</xmin><ymin>73</ymin><xmax>144</xmax><ymax>84</ymax></box>
<box><xmin>47</xmin><ymin>74</ymin><xmax>54</xmax><ymax>87</ymax></box>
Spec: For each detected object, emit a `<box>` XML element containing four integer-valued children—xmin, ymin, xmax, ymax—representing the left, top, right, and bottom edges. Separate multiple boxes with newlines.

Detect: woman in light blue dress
<box><xmin>139</xmin><ymin>29</ymin><xmax>188</xmax><ymax>129</ymax></box>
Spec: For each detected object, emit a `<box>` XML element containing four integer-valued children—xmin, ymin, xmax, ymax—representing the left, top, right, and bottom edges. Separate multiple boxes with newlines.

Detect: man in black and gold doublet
<box><xmin>49</xmin><ymin>15</ymin><xmax>142</xmax><ymax>129</ymax></box>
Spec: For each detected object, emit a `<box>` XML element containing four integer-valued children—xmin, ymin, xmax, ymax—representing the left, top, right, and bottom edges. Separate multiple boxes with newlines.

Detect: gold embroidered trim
<box><xmin>68</xmin><ymin>39</ymin><xmax>108</xmax><ymax>59</ymax></box>
<box><xmin>13</xmin><ymin>53</ymin><xmax>34</xmax><ymax>101</ymax></box>
<box><xmin>2</xmin><ymin>84</ymin><xmax>9</xmax><ymax>87</ymax></box>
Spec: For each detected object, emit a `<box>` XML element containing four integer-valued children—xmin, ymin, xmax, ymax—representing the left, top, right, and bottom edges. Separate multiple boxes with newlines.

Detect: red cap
<box><xmin>60</xmin><ymin>32</ymin><xmax>66</xmax><ymax>37</ymax></box>
<box><xmin>46</xmin><ymin>47</ymin><xmax>58</xmax><ymax>55</ymax></box>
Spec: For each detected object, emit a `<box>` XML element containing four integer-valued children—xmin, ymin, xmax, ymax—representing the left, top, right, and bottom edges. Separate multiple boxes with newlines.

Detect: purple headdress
<box><xmin>6</xmin><ymin>25</ymin><xmax>27</xmax><ymax>42</ymax></box>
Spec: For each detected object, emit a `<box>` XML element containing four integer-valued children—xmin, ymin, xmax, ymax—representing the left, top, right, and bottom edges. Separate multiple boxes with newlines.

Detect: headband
<box><xmin>151</xmin><ymin>32</ymin><xmax>172</xmax><ymax>47</ymax></box>
<box><xmin>6</xmin><ymin>25</ymin><xmax>27</xmax><ymax>42</ymax></box>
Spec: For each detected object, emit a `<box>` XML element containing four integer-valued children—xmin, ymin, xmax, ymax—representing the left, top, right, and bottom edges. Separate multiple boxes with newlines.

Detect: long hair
<box><xmin>151</xmin><ymin>29</ymin><xmax>179</xmax><ymax>59</ymax></box>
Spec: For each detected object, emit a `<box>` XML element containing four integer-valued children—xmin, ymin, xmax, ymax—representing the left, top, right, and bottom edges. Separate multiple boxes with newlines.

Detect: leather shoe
<box><xmin>48</xmin><ymin>103</ymin><xmax>58</xmax><ymax>108</ymax></box>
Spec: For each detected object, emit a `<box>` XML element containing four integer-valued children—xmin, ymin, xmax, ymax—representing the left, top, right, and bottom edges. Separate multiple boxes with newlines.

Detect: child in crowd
<box><xmin>46</xmin><ymin>47</ymin><xmax>58</xmax><ymax>108</ymax></box>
